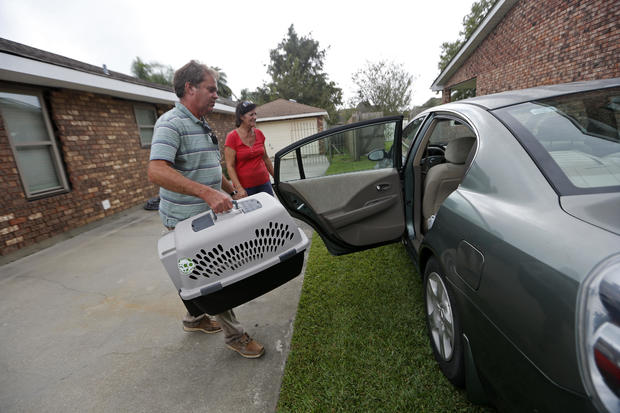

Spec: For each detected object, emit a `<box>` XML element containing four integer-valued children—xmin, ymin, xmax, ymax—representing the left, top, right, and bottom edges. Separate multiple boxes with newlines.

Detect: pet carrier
<box><xmin>157</xmin><ymin>192</ymin><xmax>309</xmax><ymax>316</ymax></box>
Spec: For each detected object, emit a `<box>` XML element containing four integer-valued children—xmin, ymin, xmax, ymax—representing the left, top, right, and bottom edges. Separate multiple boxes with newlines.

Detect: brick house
<box><xmin>432</xmin><ymin>0</ymin><xmax>620</xmax><ymax>102</ymax></box>
<box><xmin>255</xmin><ymin>98</ymin><xmax>327</xmax><ymax>157</ymax></box>
<box><xmin>0</xmin><ymin>38</ymin><xmax>235</xmax><ymax>256</ymax></box>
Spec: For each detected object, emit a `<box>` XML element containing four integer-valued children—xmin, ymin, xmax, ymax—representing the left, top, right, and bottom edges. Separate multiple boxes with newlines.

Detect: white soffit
<box><xmin>0</xmin><ymin>52</ymin><xmax>235</xmax><ymax>113</ymax></box>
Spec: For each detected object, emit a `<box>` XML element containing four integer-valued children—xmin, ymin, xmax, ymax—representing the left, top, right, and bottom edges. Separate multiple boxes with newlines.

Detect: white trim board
<box><xmin>0</xmin><ymin>52</ymin><xmax>234</xmax><ymax>113</ymax></box>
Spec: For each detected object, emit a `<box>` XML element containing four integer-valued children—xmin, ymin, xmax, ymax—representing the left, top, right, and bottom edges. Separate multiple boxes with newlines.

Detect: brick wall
<box><xmin>0</xmin><ymin>87</ymin><xmax>235</xmax><ymax>256</ymax></box>
<box><xmin>206</xmin><ymin>111</ymin><xmax>237</xmax><ymax>159</ymax></box>
<box><xmin>445</xmin><ymin>0</ymin><xmax>620</xmax><ymax>96</ymax></box>
<box><xmin>316</xmin><ymin>116</ymin><xmax>325</xmax><ymax>133</ymax></box>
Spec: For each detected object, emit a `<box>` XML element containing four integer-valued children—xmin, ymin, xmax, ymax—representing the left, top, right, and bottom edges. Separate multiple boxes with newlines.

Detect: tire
<box><xmin>423</xmin><ymin>257</ymin><xmax>465</xmax><ymax>387</ymax></box>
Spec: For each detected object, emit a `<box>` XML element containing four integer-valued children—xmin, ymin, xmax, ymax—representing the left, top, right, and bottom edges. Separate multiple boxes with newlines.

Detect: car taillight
<box><xmin>594</xmin><ymin>326</ymin><xmax>620</xmax><ymax>397</ymax></box>
<box><xmin>577</xmin><ymin>254</ymin><xmax>620</xmax><ymax>413</ymax></box>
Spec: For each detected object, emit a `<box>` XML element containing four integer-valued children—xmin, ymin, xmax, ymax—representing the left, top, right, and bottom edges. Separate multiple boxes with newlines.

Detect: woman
<box><xmin>225</xmin><ymin>101</ymin><xmax>275</xmax><ymax>198</ymax></box>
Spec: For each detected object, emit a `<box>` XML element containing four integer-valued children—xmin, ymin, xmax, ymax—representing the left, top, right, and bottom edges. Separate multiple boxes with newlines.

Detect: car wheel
<box><xmin>424</xmin><ymin>257</ymin><xmax>465</xmax><ymax>387</ymax></box>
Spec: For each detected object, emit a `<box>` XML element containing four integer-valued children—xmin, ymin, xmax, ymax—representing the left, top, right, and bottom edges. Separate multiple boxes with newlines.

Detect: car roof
<box><xmin>454</xmin><ymin>77</ymin><xmax>620</xmax><ymax>110</ymax></box>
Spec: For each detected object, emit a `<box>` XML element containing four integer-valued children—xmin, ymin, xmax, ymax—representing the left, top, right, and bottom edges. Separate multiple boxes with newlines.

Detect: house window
<box><xmin>0</xmin><ymin>88</ymin><xmax>69</xmax><ymax>199</ymax></box>
<box><xmin>134</xmin><ymin>105</ymin><xmax>157</xmax><ymax>147</ymax></box>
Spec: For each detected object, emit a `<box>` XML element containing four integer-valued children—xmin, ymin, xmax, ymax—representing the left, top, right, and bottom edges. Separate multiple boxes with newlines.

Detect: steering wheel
<box><xmin>422</xmin><ymin>145</ymin><xmax>446</xmax><ymax>173</ymax></box>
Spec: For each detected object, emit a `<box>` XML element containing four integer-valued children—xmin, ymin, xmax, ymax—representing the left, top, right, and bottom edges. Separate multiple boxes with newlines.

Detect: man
<box><xmin>148</xmin><ymin>60</ymin><xmax>264</xmax><ymax>358</ymax></box>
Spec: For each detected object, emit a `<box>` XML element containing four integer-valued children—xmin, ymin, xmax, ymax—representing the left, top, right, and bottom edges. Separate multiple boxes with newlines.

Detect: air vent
<box><xmin>188</xmin><ymin>221</ymin><xmax>296</xmax><ymax>279</ymax></box>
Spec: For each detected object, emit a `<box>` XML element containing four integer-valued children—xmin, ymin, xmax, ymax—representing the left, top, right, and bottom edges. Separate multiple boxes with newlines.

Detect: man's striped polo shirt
<box><xmin>149</xmin><ymin>102</ymin><xmax>222</xmax><ymax>228</ymax></box>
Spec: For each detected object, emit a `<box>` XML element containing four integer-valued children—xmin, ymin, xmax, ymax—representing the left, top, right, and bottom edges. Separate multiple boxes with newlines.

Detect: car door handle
<box><xmin>376</xmin><ymin>183</ymin><xmax>391</xmax><ymax>191</ymax></box>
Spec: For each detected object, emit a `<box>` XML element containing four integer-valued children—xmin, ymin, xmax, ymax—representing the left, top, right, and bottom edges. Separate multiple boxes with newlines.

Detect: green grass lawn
<box><xmin>325</xmin><ymin>154</ymin><xmax>377</xmax><ymax>175</ymax></box>
<box><xmin>277</xmin><ymin>234</ymin><xmax>493</xmax><ymax>412</ymax></box>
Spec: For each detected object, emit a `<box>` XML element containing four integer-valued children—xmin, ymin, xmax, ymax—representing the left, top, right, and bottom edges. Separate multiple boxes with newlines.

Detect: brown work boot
<box><xmin>226</xmin><ymin>333</ymin><xmax>265</xmax><ymax>358</ymax></box>
<box><xmin>183</xmin><ymin>317</ymin><xmax>222</xmax><ymax>334</ymax></box>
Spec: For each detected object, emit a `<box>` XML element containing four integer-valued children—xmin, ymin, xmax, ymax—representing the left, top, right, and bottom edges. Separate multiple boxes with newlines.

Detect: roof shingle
<box><xmin>255</xmin><ymin>98</ymin><xmax>327</xmax><ymax>119</ymax></box>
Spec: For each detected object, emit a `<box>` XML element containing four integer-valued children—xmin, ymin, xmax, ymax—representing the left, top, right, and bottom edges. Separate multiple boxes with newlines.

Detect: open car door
<box><xmin>274</xmin><ymin>116</ymin><xmax>405</xmax><ymax>255</ymax></box>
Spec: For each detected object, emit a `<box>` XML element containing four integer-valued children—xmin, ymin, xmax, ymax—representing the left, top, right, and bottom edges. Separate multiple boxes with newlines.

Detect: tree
<box><xmin>131</xmin><ymin>58</ymin><xmax>235</xmax><ymax>98</ymax></box>
<box><xmin>211</xmin><ymin>66</ymin><xmax>234</xmax><ymax>99</ymax></box>
<box><xmin>438</xmin><ymin>40</ymin><xmax>464</xmax><ymax>72</ymax></box>
<box><xmin>410</xmin><ymin>97</ymin><xmax>442</xmax><ymax>117</ymax></box>
<box><xmin>243</xmin><ymin>25</ymin><xmax>343</xmax><ymax>121</ymax></box>
<box><xmin>350</xmin><ymin>60</ymin><xmax>414</xmax><ymax>115</ymax></box>
<box><xmin>438</xmin><ymin>0</ymin><xmax>499</xmax><ymax>71</ymax></box>
<box><xmin>239</xmin><ymin>86</ymin><xmax>272</xmax><ymax>105</ymax></box>
<box><xmin>131</xmin><ymin>57</ymin><xmax>174</xmax><ymax>86</ymax></box>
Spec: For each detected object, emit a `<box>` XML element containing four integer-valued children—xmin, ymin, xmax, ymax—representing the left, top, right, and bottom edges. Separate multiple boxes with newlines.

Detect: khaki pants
<box><xmin>164</xmin><ymin>227</ymin><xmax>245</xmax><ymax>343</ymax></box>
<box><xmin>183</xmin><ymin>311</ymin><xmax>244</xmax><ymax>344</ymax></box>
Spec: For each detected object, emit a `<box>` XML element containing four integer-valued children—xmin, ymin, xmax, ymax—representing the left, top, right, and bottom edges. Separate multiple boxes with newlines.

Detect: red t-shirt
<box><xmin>225</xmin><ymin>129</ymin><xmax>270</xmax><ymax>188</ymax></box>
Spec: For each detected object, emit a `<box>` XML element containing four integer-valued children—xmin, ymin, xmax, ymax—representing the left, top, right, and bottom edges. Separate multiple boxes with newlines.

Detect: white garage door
<box><xmin>258</xmin><ymin>118</ymin><xmax>318</xmax><ymax>158</ymax></box>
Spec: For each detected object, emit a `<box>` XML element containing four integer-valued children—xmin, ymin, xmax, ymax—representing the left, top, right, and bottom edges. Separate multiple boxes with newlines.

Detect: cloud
<box><xmin>0</xmin><ymin>0</ymin><xmax>472</xmax><ymax>105</ymax></box>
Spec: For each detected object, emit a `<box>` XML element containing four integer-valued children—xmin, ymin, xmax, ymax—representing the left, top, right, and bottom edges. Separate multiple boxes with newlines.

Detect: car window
<box><xmin>414</xmin><ymin>117</ymin><xmax>476</xmax><ymax>178</ymax></box>
<box><xmin>427</xmin><ymin>119</ymin><xmax>475</xmax><ymax>145</ymax></box>
<box><xmin>402</xmin><ymin>116</ymin><xmax>425</xmax><ymax>160</ymax></box>
<box><xmin>279</xmin><ymin>120</ymin><xmax>399</xmax><ymax>182</ymax></box>
<box><xmin>495</xmin><ymin>87</ymin><xmax>620</xmax><ymax>194</ymax></box>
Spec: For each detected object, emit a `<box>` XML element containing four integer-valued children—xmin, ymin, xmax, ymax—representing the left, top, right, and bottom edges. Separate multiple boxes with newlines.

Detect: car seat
<box><xmin>422</xmin><ymin>136</ymin><xmax>476</xmax><ymax>231</ymax></box>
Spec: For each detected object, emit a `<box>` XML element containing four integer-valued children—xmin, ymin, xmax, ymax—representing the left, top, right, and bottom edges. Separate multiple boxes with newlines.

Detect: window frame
<box><xmin>0</xmin><ymin>84</ymin><xmax>70</xmax><ymax>199</ymax></box>
<box><xmin>401</xmin><ymin>115</ymin><xmax>426</xmax><ymax>163</ymax></box>
<box><xmin>133</xmin><ymin>104</ymin><xmax>158</xmax><ymax>148</ymax></box>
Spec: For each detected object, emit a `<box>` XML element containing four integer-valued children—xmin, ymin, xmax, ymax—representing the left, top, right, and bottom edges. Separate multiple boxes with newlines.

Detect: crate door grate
<box><xmin>189</xmin><ymin>221</ymin><xmax>296</xmax><ymax>279</ymax></box>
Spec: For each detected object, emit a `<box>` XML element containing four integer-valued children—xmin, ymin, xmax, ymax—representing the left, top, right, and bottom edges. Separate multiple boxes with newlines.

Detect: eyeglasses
<box><xmin>241</xmin><ymin>101</ymin><xmax>253</xmax><ymax>107</ymax></box>
<box><xmin>200</xmin><ymin>119</ymin><xmax>218</xmax><ymax>145</ymax></box>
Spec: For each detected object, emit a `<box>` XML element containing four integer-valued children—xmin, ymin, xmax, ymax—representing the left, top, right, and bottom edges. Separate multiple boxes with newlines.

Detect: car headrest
<box><xmin>445</xmin><ymin>136</ymin><xmax>476</xmax><ymax>164</ymax></box>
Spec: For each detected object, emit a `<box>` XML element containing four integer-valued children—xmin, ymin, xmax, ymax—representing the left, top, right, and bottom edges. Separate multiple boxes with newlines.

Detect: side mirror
<box><xmin>368</xmin><ymin>149</ymin><xmax>386</xmax><ymax>161</ymax></box>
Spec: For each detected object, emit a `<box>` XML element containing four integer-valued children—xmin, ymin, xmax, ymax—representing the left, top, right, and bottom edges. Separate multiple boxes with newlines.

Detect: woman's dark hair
<box><xmin>173</xmin><ymin>60</ymin><xmax>218</xmax><ymax>98</ymax></box>
<box><xmin>235</xmin><ymin>101</ymin><xmax>257</xmax><ymax>127</ymax></box>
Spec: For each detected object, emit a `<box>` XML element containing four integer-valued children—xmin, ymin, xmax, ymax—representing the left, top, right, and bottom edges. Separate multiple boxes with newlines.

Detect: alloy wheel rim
<box><xmin>426</xmin><ymin>271</ymin><xmax>455</xmax><ymax>361</ymax></box>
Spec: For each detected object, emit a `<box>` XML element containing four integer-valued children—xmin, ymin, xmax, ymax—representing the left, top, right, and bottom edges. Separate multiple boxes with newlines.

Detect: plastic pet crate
<box><xmin>157</xmin><ymin>192</ymin><xmax>309</xmax><ymax>316</ymax></box>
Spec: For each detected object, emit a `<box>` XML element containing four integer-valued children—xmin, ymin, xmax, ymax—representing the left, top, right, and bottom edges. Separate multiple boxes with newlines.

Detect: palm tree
<box><xmin>211</xmin><ymin>66</ymin><xmax>234</xmax><ymax>99</ymax></box>
<box><xmin>131</xmin><ymin>57</ymin><xmax>173</xmax><ymax>86</ymax></box>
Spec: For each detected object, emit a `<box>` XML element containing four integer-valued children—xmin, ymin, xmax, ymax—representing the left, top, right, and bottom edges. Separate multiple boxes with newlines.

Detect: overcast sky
<box><xmin>0</xmin><ymin>0</ymin><xmax>473</xmax><ymax>106</ymax></box>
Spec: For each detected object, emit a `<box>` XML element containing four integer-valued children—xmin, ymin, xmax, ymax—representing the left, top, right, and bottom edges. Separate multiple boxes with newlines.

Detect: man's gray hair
<box><xmin>173</xmin><ymin>60</ymin><xmax>219</xmax><ymax>98</ymax></box>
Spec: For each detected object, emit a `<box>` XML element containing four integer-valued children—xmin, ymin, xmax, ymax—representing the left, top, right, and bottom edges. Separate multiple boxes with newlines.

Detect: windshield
<box><xmin>495</xmin><ymin>87</ymin><xmax>620</xmax><ymax>195</ymax></box>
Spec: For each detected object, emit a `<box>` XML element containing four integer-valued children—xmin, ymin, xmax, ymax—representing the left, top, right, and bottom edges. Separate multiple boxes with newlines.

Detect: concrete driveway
<box><xmin>0</xmin><ymin>207</ymin><xmax>311</xmax><ymax>412</ymax></box>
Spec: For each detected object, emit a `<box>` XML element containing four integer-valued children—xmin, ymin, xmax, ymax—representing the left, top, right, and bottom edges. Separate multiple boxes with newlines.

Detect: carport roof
<box><xmin>256</xmin><ymin>98</ymin><xmax>327</xmax><ymax>122</ymax></box>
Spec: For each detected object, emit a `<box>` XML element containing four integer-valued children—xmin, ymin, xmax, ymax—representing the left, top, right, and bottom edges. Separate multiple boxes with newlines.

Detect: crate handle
<box><xmin>214</xmin><ymin>203</ymin><xmax>243</xmax><ymax>222</ymax></box>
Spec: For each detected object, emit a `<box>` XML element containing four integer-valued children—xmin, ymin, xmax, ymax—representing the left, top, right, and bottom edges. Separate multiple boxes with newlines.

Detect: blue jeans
<box><xmin>245</xmin><ymin>181</ymin><xmax>274</xmax><ymax>196</ymax></box>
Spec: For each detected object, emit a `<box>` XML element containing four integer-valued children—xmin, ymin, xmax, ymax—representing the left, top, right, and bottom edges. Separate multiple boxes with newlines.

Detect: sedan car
<box><xmin>272</xmin><ymin>78</ymin><xmax>620</xmax><ymax>412</ymax></box>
